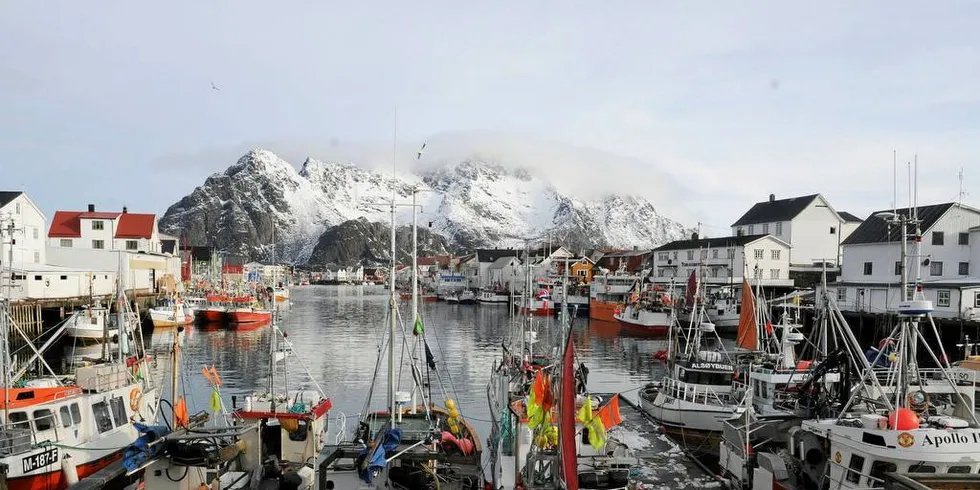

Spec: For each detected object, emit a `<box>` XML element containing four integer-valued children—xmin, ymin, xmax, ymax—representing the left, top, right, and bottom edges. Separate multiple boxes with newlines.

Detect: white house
<box><xmin>731</xmin><ymin>193</ymin><xmax>862</xmax><ymax>269</ymax></box>
<box><xmin>5</xmin><ymin>264</ymin><xmax>116</xmax><ymax>301</ymax></box>
<box><xmin>48</xmin><ymin>205</ymin><xmax>163</xmax><ymax>253</ymax></box>
<box><xmin>488</xmin><ymin>256</ymin><xmax>522</xmax><ymax>291</ymax></box>
<box><xmin>472</xmin><ymin>249</ymin><xmax>521</xmax><ymax>289</ymax></box>
<box><xmin>835</xmin><ymin>202</ymin><xmax>980</xmax><ymax>320</ymax></box>
<box><xmin>652</xmin><ymin>233</ymin><xmax>794</xmax><ymax>288</ymax></box>
<box><xmin>0</xmin><ymin>191</ymin><xmax>47</xmax><ymax>266</ymax></box>
<box><xmin>46</xmin><ymin>205</ymin><xmax>179</xmax><ymax>292</ymax></box>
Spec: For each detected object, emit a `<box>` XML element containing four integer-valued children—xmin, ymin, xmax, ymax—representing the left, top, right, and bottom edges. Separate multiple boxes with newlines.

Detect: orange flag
<box><xmin>596</xmin><ymin>394</ymin><xmax>623</xmax><ymax>430</ymax></box>
<box><xmin>532</xmin><ymin>370</ymin><xmax>554</xmax><ymax>412</ymax></box>
<box><xmin>174</xmin><ymin>397</ymin><xmax>189</xmax><ymax>428</ymax></box>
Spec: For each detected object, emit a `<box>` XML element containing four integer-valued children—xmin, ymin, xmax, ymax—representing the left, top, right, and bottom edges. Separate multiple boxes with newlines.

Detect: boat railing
<box><xmin>0</xmin><ymin>423</ymin><xmax>38</xmax><ymax>456</ymax></box>
<box><xmin>663</xmin><ymin>377</ymin><xmax>734</xmax><ymax>407</ymax></box>
<box><xmin>872</xmin><ymin>367</ymin><xmax>980</xmax><ymax>386</ymax></box>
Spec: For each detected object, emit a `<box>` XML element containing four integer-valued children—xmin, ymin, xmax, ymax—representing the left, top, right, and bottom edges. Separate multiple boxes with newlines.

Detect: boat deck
<box><xmin>604</xmin><ymin>392</ymin><xmax>722</xmax><ymax>489</ymax></box>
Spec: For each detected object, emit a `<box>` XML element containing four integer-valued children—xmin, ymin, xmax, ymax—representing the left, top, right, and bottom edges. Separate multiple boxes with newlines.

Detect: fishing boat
<box><xmin>316</xmin><ymin>183</ymin><xmax>485</xmax><ymax>489</ymax></box>
<box><xmin>721</xmin><ymin>198</ymin><xmax>980</xmax><ymax>490</ymax></box>
<box><xmin>517</xmin><ymin>289</ymin><xmax>555</xmax><ymax>316</ymax></box>
<box><xmin>227</xmin><ymin>307</ymin><xmax>272</xmax><ymax>325</ymax></box>
<box><xmin>197</xmin><ymin>294</ymin><xmax>230</xmax><ymax>324</ymax></box>
<box><xmin>458</xmin><ymin>289</ymin><xmax>476</xmax><ymax>304</ymax></box>
<box><xmin>486</xmin><ymin>282</ymin><xmax>639</xmax><ymax>488</ymax></box>
<box><xmin>65</xmin><ymin>305</ymin><xmax>119</xmax><ymax>342</ymax></box>
<box><xmin>589</xmin><ymin>271</ymin><xmax>639</xmax><ymax>322</ymax></box>
<box><xmin>479</xmin><ymin>287</ymin><xmax>511</xmax><ymax>305</ymax></box>
<box><xmin>639</xmin><ymin>266</ymin><xmax>738</xmax><ymax>456</ymax></box>
<box><xmin>0</xmin><ymin>277</ymin><xmax>158</xmax><ymax>490</ymax></box>
<box><xmin>613</xmin><ymin>284</ymin><xmax>674</xmax><ymax>335</ymax></box>
<box><xmin>274</xmin><ymin>286</ymin><xmax>290</xmax><ymax>303</ymax></box>
<box><xmin>147</xmin><ymin>297</ymin><xmax>193</xmax><ymax>328</ymax></box>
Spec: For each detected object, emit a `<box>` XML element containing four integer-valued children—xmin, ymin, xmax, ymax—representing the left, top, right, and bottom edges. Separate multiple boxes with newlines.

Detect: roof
<box><xmin>489</xmin><ymin>256</ymin><xmax>518</xmax><ymax>270</ymax></box>
<box><xmin>49</xmin><ymin>211</ymin><xmax>84</xmax><ymax>238</ymax></box>
<box><xmin>476</xmin><ymin>249</ymin><xmax>520</xmax><ymax>263</ymax></box>
<box><xmin>653</xmin><ymin>234</ymin><xmax>776</xmax><ymax>251</ymax></box>
<box><xmin>417</xmin><ymin>257</ymin><xmax>438</xmax><ymax>266</ymax></box>
<box><xmin>115</xmin><ymin>213</ymin><xmax>156</xmax><ymax>239</ymax></box>
<box><xmin>841</xmin><ymin>203</ymin><xmax>957</xmax><ymax>245</ymax></box>
<box><xmin>48</xmin><ymin>210</ymin><xmax>156</xmax><ymax>239</ymax></box>
<box><xmin>601</xmin><ymin>249</ymin><xmax>652</xmax><ymax>258</ymax></box>
<box><xmin>838</xmin><ymin>211</ymin><xmax>863</xmax><ymax>222</ymax></box>
<box><xmin>731</xmin><ymin>194</ymin><xmax>820</xmax><ymax>226</ymax></box>
<box><xmin>0</xmin><ymin>191</ymin><xmax>23</xmax><ymax>209</ymax></box>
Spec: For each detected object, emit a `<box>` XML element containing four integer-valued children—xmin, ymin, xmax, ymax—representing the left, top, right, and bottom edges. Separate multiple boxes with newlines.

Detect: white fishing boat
<box><xmin>0</xmin><ymin>272</ymin><xmax>158</xmax><ymax>490</ymax></box>
<box><xmin>721</xmin><ymin>194</ymin><xmax>980</xmax><ymax>490</ymax></box>
<box><xmin>613</xmin><ymin>285</ymin><xmax>674</xmax><ymax>335</ymax></box>
<box><xmin>65</xmin><ymin>305</ymin><xmax>119</xmax><ymax>342</ymax></box>
<box><xmin>479</xmin><ymin>287</ymin><xmax>511</xmax><ymax>304</ymax></box>
<box><xmin>147</xmin><ymin>297</ymin><xmax>192</xmax><ymax>328</ymax></box>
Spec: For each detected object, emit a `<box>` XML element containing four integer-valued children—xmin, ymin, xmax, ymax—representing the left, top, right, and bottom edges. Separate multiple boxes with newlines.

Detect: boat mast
<box><xmin>387</xmin><ymin>112</ymin><xmax>397</xmax><ymax>426</ymax></box>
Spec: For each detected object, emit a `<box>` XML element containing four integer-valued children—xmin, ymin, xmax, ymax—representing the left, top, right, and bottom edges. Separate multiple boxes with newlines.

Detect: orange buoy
<box><xmin>888</xmin><ymin>408</ymin><xmax>920</xmax><ymax>430</ymax></box>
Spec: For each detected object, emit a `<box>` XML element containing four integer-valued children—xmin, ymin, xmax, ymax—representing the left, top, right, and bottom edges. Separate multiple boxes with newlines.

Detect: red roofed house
<box><xmin>47</xmin><ymin>204</ymin><xmax>179</xmax><ymax>293</ymax></box>
<box><xmin>48</xmin><ymin>204</ymin><xmax>162</xmax><ymax>253</ymax></box>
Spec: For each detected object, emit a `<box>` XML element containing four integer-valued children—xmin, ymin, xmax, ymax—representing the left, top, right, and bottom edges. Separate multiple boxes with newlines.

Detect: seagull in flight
<box><xmin>211</xmin><ymin>82</ymin><xmax>220</xmax><ymax>91</ymax></box>
<box><xmin>416</xmin><ymin>142</ymin><xmax>426</xmax><ymax>160</ymax></box>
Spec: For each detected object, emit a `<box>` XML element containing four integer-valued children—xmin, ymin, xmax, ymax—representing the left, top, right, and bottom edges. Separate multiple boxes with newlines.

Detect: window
<box><xmin>737</xmin><ymin>227</ymin><xmax>744</xmax><ymax>236</ymax></box>
<box><xmin>863</xmin><ymin>262</ymin><xmax>873</xmax><ymax>275</ymax></box>
<box><xmin>930</xmin><ymin>261</ymin><xmax>943</xmax><ymax>276</ymax></box>
<box><xmin>672</xmin><ymin>251</ymin><xmax>678</xmax><ymax>260</ymax></box>
<box><xmin>938</xmin><ymin>290</ymin><xmax>951</xmax><ymax>308</ymax></box>
<box><xmin>9</xmin><ymin>412</ymin><xmax>28</xmax><ymax>430</ymax></box>
<box><xmin>59</xmin><ymin>239</ymin><xmax>72</xmax><ymax>248</ymax></box>
<box><xmin>15</xmin><ymin>203</ymin><xmax>20</xmax><ymax>214</ymax></box>
<box><xmin>727</xmin><ymin>248</ymin><xmax>734</xmax><ymax>258</ymax></box>
<box><xmin>837</xmin><ymin>288</ymin><xmax>847</xmax><ymax>301</ymax></box>
<box><xmin>92</xmin><ymin>401</ymin><xmax>113</xmax><ymax>433</ymax></box>
<box><xmin>869</xmin><ymin>461</ymin><xmax>897</xmax><ymax>487</ymax></box>
<box><xmin>70</xmin><ymin>403</ymin><xmax>80</xmax><ymax>425</ymax></box>
<box><xmin>92</xmin><ymin>220</ymin><xmax>104</xmax><ymax>231</ymax></box>
<box><xmin>11</xmin><ymin>274</ymin><xmax>25</xmax><ymax>281</ymax></box>
<box><xmin>762</xmin><ymin>223</ymin><xmax>769</xmax><ymax>234</ymax></box>
<box><xmin>60</xmin><ymin>275</ymin><xmax>67</xmax><ymax>280</ymax></box>
<box><xmin>748</xmin><ymin>225</ymin><xmax>755</xmax><ymax>234</ymax></box>
<box><xmin>59</xmin><ymin>406</ymin><xmax>71</xmax><ymax>428</ymax></box>
<box><xmin>775</xmin><ymin>222</ymin><xmax>783</xmax><ymax>235</ymax></box>
<box><xmin>658</xmin><ymin>252</ymin><xmax>669</xmax><ymax>261</ymax></box>
<box><xmin>687</xmin><ymin>250</ymin><xmax>694</xmax><ymax>260</ymax></box>
<box><xmin>33</xmin><ymin>275</ymin><xmax>41</xmax><ymax>281</ymax></box>
<box><xmin>92</xmin><ymin>240</ymin><xmax>104</xmax><ymax>249</ymax></box>
<box><xmin>754</xmin><ymin>249</ymin><xmax>764</xmax><ymax>259</ymax></box>
<box><xmin>932</xmin><ymin>231</ymin><xmax>944</xmax><ymax>245</ymax></box>
<box><xmin>894</xmin><ymin>261</ymin><xmax>902</xmax><ymax>276</ymax></box>
<box><xmin>769</xmin><ymin>269</ymin><xmax>780</xmax><ymax>279</ymax></box>
<box><xmin>33</xmin><ymin>251</ymin><xmax>39</xmax><ymax>263</ymax></box>
<box><xmin>754</xmin><ymin>268</ymin><xmax>763</xmax><ymax>279</ymax></box>
<box><xmin>126</xmin><ymin>240</ymin><xmax>138</xmax><ymax>250</ymax></box>
<box><xmin>909</xmin><ymin>464</ymin><xmax>936</xmax><ymax>473</ymax></box>
<box><xmin>830</xmin><ymin>226</ymin><xmax>837</xmax><ymax>235</ymax></box>
<box><xmin>32</xmin><ymin>228</ymin><xmax>38</xmax><ymax>239</ymax></box>
<box><xmin>975</xmin><ymin>293</ymin><xmax>980</xmax><ymax>309</ymax></box>
<box><xmin>846</xmin><ymin>454</ymin><xmax>866</xmax><ymax>484</ymax></box>
<box><xmin>771</xmin><ymin>250</ymin><xmax>780</xmax><ymax>260</ymax></box>
<box><xmin>727</xmin><ymin>269</ymin><xmax>733</xmax><ymax>277</ymax></box>
<box><xmin>949</xmin><ymin>466</ymin><xmax>972</xmax><ymax>474</ymax></box>
<box><xmin>960</xmin><ymin>262</ymin><xmax>969</xmax><ymax>275</ymax></box>
<box><xmin>712</xmin><ymin>249</ymin><xmax>718</xmax><ymax>259</ymax></box>
<box><xmin>33</xmin><ymin>409</ymin><xmax>55</xmax><ymax>432</ymax></box>
<box><xmin>109</xmin><ymin>397</ymin><xmax>128</xmax><ymax>427</ymax></box>
<box><xmin>657</xmin><ymin>269</ymin><xmax>664</xmax><ymax>277</ymax></box>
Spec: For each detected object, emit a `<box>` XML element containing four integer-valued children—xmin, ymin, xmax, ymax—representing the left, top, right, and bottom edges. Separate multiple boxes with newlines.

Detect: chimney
<box><xmin>769</xmin><ymin>194</ymin><xmax>776</xmax><ymax>202</ymax></box>
<box><xmin>122</xmin><ymin>206</ymin><xmax>128</xmax><ymax>214</ymax></box>
<box><xmin>87</xmin><ymin>204</ymin><xmax>95</xmax><ymax>212</ymax></box>
<box><xmin>691</xmin><ymin>232</ymin><xmax>699</xmax><ymax>241</ymax></box>
<box><xmin>632</xmin><ymin>245</ymin><xmax>638</xmax><ymax>251</ymax></box>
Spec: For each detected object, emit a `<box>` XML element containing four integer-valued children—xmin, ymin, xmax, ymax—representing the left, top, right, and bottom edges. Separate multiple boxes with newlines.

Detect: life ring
<box><xmin>605</xmin><ymin>285</ymin><xmax>610</xmax><ymax>292</ymax></box>
<box><xmin>130</xmin><ymin>387</ymin><xmax>143</xmax><ymax>411</ymax></box>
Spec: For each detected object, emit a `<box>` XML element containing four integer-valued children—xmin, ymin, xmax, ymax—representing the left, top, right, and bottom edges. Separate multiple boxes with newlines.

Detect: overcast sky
<box><xmin>2</xmin><ymin>1</ymin><xmax>978</xmax><ymax>235</ymax></box>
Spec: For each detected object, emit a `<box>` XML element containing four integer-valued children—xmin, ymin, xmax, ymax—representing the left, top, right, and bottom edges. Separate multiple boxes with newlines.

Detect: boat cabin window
<box><xmin>59</xmin><ymin>406</ymin><xmax>71</xmax><ymax>428</ymax></box>
<box><xmin>9</xmin><ymin>412</ymin><xmax>28</xmax><ymax>430</ymax></box>
<box><xmin>681</xmin><ymin>368</ymin><xmax>733</xmax><ymax>385</ymax></box>
<box><xmin>109</xmin><ymin>396</ymin><xmax>127</xmax><ymax>427</ymax></box>
<box><xmin>92</xmin><ymin>401</ymin><xmax>113</xmax><ymax>433</ymax></box>
<box><xmin>33</xmin><ymin>409</ymin><xmax>55</xmax><ymax>432</ymax></box>
<box><xmin>948</xmin><ymin>466</ymin><xmax>972</xmax><ymax>474</ymax></box>
<box><xmin>846</xmin><ymin>454</ymin><xmax>865</xmax><ymax>484</ymax></box>
<box><xmin>869</xmin><ymin>461</ymin><xmax>896</xmax><ymax>487</ymax></box>
<box><xmin>909</xmin><ymin>464</ymin><xmax>936</xmax><ymax>473</ymax></box>
<box><xmin>70</xmin><ymin>403</ymin><xmax>81</xmax><ymax>425</ymax></box>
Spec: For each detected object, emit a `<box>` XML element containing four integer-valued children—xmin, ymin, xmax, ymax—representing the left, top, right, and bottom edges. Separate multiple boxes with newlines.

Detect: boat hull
<box><xmin>7</xmin><ymin>450</ymin><xmax>123</xmax><ymax>490</ymax></box>
<box><xmin>613</xmin><ymin>310</ymin><xmax>671</xmax><ymax>335</ymax></box>
<box><xmin>638</xmin><ymin>386</ymin><xmax>734</xmax><ymax>456</ymax></box>
<box><xmin>197</xmin><ymin>308</ymin><xmax>227</xmax><ymax>324</ymax></box>
<box><xmin>148</xmin><ymin>308</ymin><xmax>193</xmax><ymax>328</ymax></box>
<box><xmin>519</xmin><ymin>306</ymin><xmax>554</xmax><ymax>317</ymax></box>
<box><xmin>589</xmin><ymin>299</ymin><xmax>620</xmax><ymax>322</ymax></box>
<box><xmin>228</xmin><ymin>310</ymin><xmax>271</xmax><ymax>324</ymax></box>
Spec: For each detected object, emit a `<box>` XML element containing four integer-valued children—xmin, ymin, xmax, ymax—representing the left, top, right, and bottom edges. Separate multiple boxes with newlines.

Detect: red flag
<box><xmin>596</xmin><ymin>394</ymin><xmax>623</xmax><ymax>430</ymax></box>
<box><xmin>685</xmin><ymin>270</ymin><xmax>697</xmax><ymax>305</ymax></box>
<box><xmin>765</xmin><ymin>321</ymin><xmax>773</xmax><ymax>335</ymax></box>
<box><xmin>560</xmin><ymin>333</ymin><xmax>578</xmax><ymax>490</ymax></box>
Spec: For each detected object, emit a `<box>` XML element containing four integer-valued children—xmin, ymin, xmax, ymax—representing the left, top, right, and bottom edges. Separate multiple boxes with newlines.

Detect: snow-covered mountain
<box><xmin>159</xmin><ymin>148</ymin><xmax>691</xmax><ymax>264</ymax></box>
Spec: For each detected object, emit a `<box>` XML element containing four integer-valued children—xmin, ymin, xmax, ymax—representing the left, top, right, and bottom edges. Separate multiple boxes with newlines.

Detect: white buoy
<box><xmin>62</xmin><ymin>454</ymin><xmax>79</xmax><ymax>486</ymax></box>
